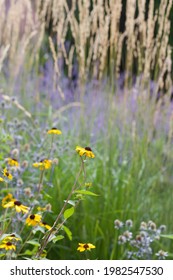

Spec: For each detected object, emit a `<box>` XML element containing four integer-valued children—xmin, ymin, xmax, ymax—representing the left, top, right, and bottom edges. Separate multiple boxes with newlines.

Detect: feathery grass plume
<box><xmin>0</xmin><ymin>0</ymin><xmax>41</xmax><ymax>77</ymax></box>
<box><xmin>49</xmin><ymin>36</ymin><xmax>65</xmax><ymax>100</ymax></box>
<box><xmin>0</xmin><ymin>0</ymin><xmax>172</xmax><ymax>90</ymax></box>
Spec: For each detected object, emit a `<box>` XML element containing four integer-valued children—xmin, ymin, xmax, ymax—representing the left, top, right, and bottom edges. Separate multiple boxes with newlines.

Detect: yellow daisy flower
<box><xmin>8</xmin><ymin>158</ymin><xmax>19</xmax><ymax>167</ymax></box>
<box><xmin>2</xmin><ymin>234</ymin><xmax>20</xmax><ymax>242</ymax></box>
<box><xmin>2</xmin><ymin>193</ymin><xmax>13</xmax><ymax>207</ymax></box>
<box><xmin>47</xmin><ymin>128</ymin><xmax>62</xmax><ymax>135</ymax></box>
<box><xmin>3</xmin><ymin>198</ymin><xmax>29</xmax><ymax>214</ymax></box>
<box><xmin>76</xmin><ymin>146</ymin><xmax>95</xmax><ymax>158</ymax></box>
<box><xmin>77</xmin><ymin>243</ymin><xmax>96</xmax><ymax>252</ymax></box>
<box><xmin>26</xmin><ymin>214</ymin><xmax>42</xmax><ymax>226</ymax></box>
<box><xmin>33</xmin><ymin>159</ymin><xmax>52</xmax><ymax>170</ymax></box>
<box><xmin>2</xmin><ymin>168</ymin><xmax>13</xmax><ymax>180</ymax></box>
<box><xmin>0</xmin><ymin>177</ymin><xmax>4</xmax><ymax>182</ymax></box>
<box><xmin>0</xmin><ymin>242</ymin><xmax>16</xmax><ymax>251</ymax></box>
<box><xmin>40</xmin><ymin>222</ymin><xmax>52</xmax><ymax>230</ymax></box>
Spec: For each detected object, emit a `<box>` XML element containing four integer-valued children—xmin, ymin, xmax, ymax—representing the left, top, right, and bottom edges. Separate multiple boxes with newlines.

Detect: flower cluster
<box><xmin>0</xmin><ymin>126</ymin><xmax>96</xmax><ymax>259</ymax></box>
<box><xmin>0</xmin><ymin>234</ymin><xmax>21</xmax><ymax>251</ymax></box>
<box><xmin>114</xmin><ymin>219</ymin><xmax>168</xmax><ymax>260</ymax></box>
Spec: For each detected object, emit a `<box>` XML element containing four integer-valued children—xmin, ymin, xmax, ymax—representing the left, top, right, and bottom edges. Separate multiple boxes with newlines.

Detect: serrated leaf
<box><xmin>75</xmin><ymin>190</ymin><xmax>99</xmax><ymax>196</ymax></box>
<box><xmin>62</xmin><ymin>225</ymin><xmax>72</xmax><ymax>240</ymax></box>
<box><xmin>26</xmin><ymin>240</ymin><xmax>40</xmax><ymax>246</ymax></box>
<box><xmin>64</xmin><ymin>206</ymin><xmax>74</xmax><ymax>220</ymax></box>
<box><xmin>52</xmin><ymin>235</ymin><xmax>64</xmax><ymax>243</ymax></box>
<box><xmin>161</xmin><ymin>234</ymin><xmax>173</xmax><ymax>240</ymax></box>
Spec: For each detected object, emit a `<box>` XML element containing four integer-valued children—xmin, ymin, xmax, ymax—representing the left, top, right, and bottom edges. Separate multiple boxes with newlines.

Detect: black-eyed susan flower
<box><xmin>76</xmin><ymin>146</ymin><xmax>95</xmax><ymax>158</ymax></box>
<box><xmin>8</xmin><ymin>158</ymin><xmax>19</xmax><ymax>167</ymax></box>
<box><xmin>2</xmin><ymin>234</ymin><xmax>21</xmax><ymax>242</ymax></box>
<box><xmin>3</xmin><ymin>197</ymin><xmax>29</xmax><ymax>214</ymax></box>
<box><xmin>2</xmin><ymin>168</ymin><xmax>13</xmax><ymax>180</ymax></box>
<box><xmin>0</xmin><ymin>177</ymin><xmax>4</xmax><ymax>182</ymax></box>
<box><xmin>47</xmin><ymin>128</ymin><xmax>62</xmax><ymax>135</ymax></box>
<box><xmin>2</xmin><ymin>193</ymin><xmax>13</xmax><ymax>207</ymax></box>
<box><xmin>77</xmin><ymin>243</ymin><xmax>96</xmax><ymax>252</ymax></box>
<box><xmin>26</xmin><ymin>214</ymin><xmax>42</xmax><ymax>226</ymax></box>
<box><xmin>0</xmin><ymin>241</ymin><xmax>16</xmax><ymax>251</ymax></box>
<box><xmin>40</xmin><ymin>222</ymin><xmax>52</xmax><ymax>230</ymax></box>
<box><xmin>33</xmin><ymin>159</ymin><xmax>52</xmax><ymax>170</ymax></box>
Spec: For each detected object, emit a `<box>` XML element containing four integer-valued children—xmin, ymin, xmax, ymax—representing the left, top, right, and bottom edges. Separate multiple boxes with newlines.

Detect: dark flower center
<box><xmin>7</xmin><ymin>242</ymin><xmax>12</xmax><ymax>246</ymax></box>
<box><xmin>10</xmin><ymin>234</ymin><xmax>15</xmax><ymax>237</ymax></box>
<box><xmin>42</xmin><ymin>222</ymin><xmax>46</xmax><ymax>225</ymax></box>
<box><xmin>51</xmin><ymin>127</ymin><xmax>57</xmax><ymax>130</ymax></box>
<box><xmin>30</xmin><ymin>214</ymin><xmax>35</xmax><ymax>220</ymax></box>
<box><xmin>136</xmin><ymin>235</ymin><xmax>142</xmax><ymax>242</ymax></box>
<box><xmin>12</xmin><ymin>158</ymin><xmax>17</xmax><ymax>162</ymax></box>
<box><xmin>5</xmin><ymin>171</ymin><xmax>9</xmax><ymax>176</ymax></box>
<box><xmin>83</xmin><ymin>244</ymin><xmax>89</xmax><ymax>249</ymax></box>
<box><xmin>85</xmin><ymin>147</ymin><xmax>92</xmax><ymax>151</ymax></box>
<box><xmin>40</xmin><ymin>159</ymin><xmax>47</xmax><ymax>163</ymax></box>
<box><xmin>14</xmin><ymin>201</ymin><xmax>22</xmax><ymax>206</ymax></box>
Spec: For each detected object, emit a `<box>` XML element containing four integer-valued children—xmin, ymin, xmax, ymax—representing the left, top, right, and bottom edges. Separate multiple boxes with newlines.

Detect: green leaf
<box><xmin>42</xmin><ymin>191</ymin><xmax>52</xmax><ymax>199</ymax></box>
<box><xmin>64</xmin><ymin>206</ymin><xmax>74</xmax><ymax>220</ymax></box>
<box><xmin>52</xmin><ymin>235</ymin><xmax>64</xmax><ymax>243</ymax></box>
<box><xmin>32</xmin><ymin>226</ymin><xmax>45</xmax><ymax>234</ymax></box>
<box><xmin>20</xmin><ymin>249</ymin><xmax>33</xmax><ymax>256</ymax></box>
<box><xmin>62</xmin><ymin>225</ymin><xmax>72</xmax><ymax>241</ymax></box>
<box><xmin>26</xmin><ymin>240</ymin><xmax>40</xmax><ymax>246</ymax></box>
<box><xmin>75</xmin><ymin>190</ymin><xmax>99</xmax><ymax>196</ymax></box>
<box><xmin>0</xmin><ymin>253</ymin><xmax>6</xmax><ymax>258</ymax></box>
<box><xmin>64</xmin><ymin>200</ymin><xmax>77</xmax><ymax>206</ymax></box>
<box><xmin>161</xmin><ymin>234</ymin><xmax>173</xmax><ymax>240</ymax></box>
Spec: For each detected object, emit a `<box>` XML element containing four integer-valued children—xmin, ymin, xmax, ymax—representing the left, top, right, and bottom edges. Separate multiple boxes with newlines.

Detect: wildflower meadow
<box><xmin>0</xmin><ymin>0</ymin><xmax>173</xmax><ymax>260</ymax></box>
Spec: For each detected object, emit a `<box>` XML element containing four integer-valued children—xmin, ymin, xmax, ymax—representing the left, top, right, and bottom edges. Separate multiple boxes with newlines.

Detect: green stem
<box><xmin>37</xmin><ymin>169</ymin><xmax>45</xmax><ymax>194</ymax></box>
<box><xmin>1</xmin><ymin>211</ymin><xmax>16</xmax><ymax>235</ymax></box>
<box><xmin>46</xmin><ymin>199</ymin><xmax>81</xmax><ymax>255</ymax></box>
<box><xmin>17</xmin><ymin>229</ymin><xmax>33</xmax><ymax>256</ymax></box>
<box><xmin>80</xmin><ymin>156</ymin><xmax>86</xmax><ymax>180</ymax></box>
<box><xmin>48</xmin><ymin>134</ymin><xmax>54</xmax><ymax>158</ymax></box>
<box><xmin>35</xmin><ymin>160</ymin><xmax>84</xmax><ymax>258</ymax></box>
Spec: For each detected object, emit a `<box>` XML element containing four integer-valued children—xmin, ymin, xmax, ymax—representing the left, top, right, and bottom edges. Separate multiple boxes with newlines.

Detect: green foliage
<box><xmin>161</xmin><ymin>235</ymin><xmax>173</xmax><ymax>240</ymax></box>
<box><xmin>64</xmin><ymin>207</ymin><xmax>75</xmax><ymax>220</ymax></box>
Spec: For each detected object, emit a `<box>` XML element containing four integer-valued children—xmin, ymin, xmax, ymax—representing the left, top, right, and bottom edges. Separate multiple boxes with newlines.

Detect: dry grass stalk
<box><xmin>0</xmin><ymin>0</ymin><xmax>42</xmax><ymax>78</ymax></box>
<box><xmin>49</xmin><ymin>36</ymin><xmax>65</xmax><ymax>100</ymax></box>
<box><xmin>0</xmin><ymin>0</ymin><xmax>172</xmax><ymax>95</ymax></box>
<box><xmin>1</xmin><ymin>94</ymin><xmax>32</xmax><ymax>119</ymax></box>
<box><xmin>0</xmin><ymin>45</ymin><xmax>10</xmax><ymax>72</ymax></box>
